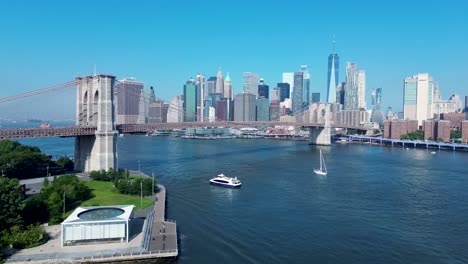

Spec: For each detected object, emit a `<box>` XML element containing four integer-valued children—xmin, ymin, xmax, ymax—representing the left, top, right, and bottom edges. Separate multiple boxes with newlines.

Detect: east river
<box><xmin>17</xmin><ymin>133</ymin><xmax>468</xmax><ymax>264</ymax></box>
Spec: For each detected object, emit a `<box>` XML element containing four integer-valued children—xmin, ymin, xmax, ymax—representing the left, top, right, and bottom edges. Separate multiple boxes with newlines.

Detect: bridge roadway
<box><xmin>0</xmin><ymin>121</ymin><xmax>367</xmax><ymax>140</ymax></box>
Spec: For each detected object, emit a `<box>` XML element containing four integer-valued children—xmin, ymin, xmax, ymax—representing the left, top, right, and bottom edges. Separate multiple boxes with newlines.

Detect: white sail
<box><xmin>314</xmin><ymin>149</ymin><xmax>328</xmax><ymax>176</ymax></box>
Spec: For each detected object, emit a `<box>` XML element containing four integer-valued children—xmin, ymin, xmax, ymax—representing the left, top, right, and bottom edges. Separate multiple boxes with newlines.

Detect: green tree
<box><xmin>56</xmin><ymin>157</ymin><xmax>74</xmax><ymax>172</ymax></box>
<box><xmin>450</xmin><ymin>130</ymin><xmax>461</xmax><ymax>140</ymax></box>
<box><xmin>0</xmin><ymin>178</ymin><xmax>24</xmax><ymax>231</ymax></box>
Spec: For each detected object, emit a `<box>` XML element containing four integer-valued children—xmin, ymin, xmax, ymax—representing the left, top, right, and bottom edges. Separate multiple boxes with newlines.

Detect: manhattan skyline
<box><xmin>0</xmin><ymin>1</ymin><xmax>467</xmax><ymax>115</ymax></box>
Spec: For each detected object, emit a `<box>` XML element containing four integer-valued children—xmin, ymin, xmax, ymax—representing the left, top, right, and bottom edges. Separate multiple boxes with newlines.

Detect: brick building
<box><xmin>383</xmin><ymin>120</ymin><xmax>419</xmax><ymax>139</ymax></box>
<box><xmin>462</xmin><ymin>121</ymin><xmax>468</xmax><ymax>144</ymax></box>
<box><xmin>436</xmin><ymin>120</ymin><xmax>451</xmax><ymax>142</ymax></box>
<box><xmin>423</xmin><ymin>120</ymin><xmax>435</xmax><ymax>141</ymax></box>
<box><xmin>440</xmin><ymin>113</ymin><xmax>465</xmax><ymax>129</ymax></box>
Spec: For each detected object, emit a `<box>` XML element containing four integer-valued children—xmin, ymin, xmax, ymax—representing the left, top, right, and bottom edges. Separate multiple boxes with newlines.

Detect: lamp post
<box><xmin>46</xmin><ymin>166</ymin><xmax>49</xmax><ymax>177</ymax></box>
<box><xmin>138</xmin><ymin>160</ymin><xmax>141</xmax><ymax>177</ymax></box>
<box><xmin>152</xmin><ymin>172</ymin><xmax>155</xmax><ymax>195</ymax></box>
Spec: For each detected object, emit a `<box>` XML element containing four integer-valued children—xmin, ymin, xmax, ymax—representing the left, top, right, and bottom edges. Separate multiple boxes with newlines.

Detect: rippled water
<box><xmin>17</xmin><ymin>134</ymin><xmax>468</xmax><ymax>264</ymax></box>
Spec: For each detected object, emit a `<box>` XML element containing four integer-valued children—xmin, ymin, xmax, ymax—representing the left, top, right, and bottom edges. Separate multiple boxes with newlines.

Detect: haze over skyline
<box><xmin>0</xmin><ymin>0</ymin><xmax>467</xmax><ymax>118</ymax></box>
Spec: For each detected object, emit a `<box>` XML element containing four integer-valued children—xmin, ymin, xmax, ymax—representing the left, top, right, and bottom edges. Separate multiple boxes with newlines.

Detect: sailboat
<box><xmin>314</xmin><ymin>149</ymin><xmax>328</xmax><ymax>176</ymax></box>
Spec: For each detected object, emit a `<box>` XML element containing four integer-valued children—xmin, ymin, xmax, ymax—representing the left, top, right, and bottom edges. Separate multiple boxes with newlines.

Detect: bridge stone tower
<box><xmin>307</xmin><ymin>103</ymin><xmax>332</xmax><ymax>145</ymax></box>
<box><xmin>75</xmin><ymin>75</ymin><xmax>118</xmax><ymax>172</ymax></box>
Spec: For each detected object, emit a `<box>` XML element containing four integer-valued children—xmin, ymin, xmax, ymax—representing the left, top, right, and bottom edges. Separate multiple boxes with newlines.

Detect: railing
<box><xmin>141</xmin><ymin>210</ymin><xmax>155</xmax><ymax>250</ymax></box>
<box><xmin>74</xmin><ymin>249</ymin><xmax>178</xmax><ymax>261</ymax></box>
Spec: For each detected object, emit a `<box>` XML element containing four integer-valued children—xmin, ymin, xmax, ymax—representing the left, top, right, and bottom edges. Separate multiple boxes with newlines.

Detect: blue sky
<box><xmin>0</xmin><ymin>0</ymin><xmax>467</xmax><ymax>119</ymax></box>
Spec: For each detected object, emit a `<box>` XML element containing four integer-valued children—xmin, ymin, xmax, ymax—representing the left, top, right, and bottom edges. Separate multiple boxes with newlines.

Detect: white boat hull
<box><xmin>314</xmin><ymin>169</ymin><xmax>327</xmax><ymax>176</ymax></box>
<box><xmin>209</xmin><ymin>179</ymin><xmax>241</xmax><ymax>188</ymax></box>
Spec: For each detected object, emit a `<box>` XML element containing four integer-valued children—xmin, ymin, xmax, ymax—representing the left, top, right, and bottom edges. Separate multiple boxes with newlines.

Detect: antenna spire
<box><xmin>332</xmin><ymin>34</ymin><xmax>336</xmax><ymax>53</ymax></box>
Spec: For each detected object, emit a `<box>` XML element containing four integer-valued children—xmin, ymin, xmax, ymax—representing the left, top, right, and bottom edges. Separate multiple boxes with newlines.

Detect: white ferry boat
<box><xmin>209</xmin><ymin>174</ymin><xmax>242</xmax><ymax>188</ymax></box>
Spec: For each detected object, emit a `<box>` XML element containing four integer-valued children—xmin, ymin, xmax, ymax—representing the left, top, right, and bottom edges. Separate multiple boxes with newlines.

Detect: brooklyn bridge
<box><xmin>0</xmin><ymin>74</ymin><xmax>367</xmax><ymax>172</ymax></box>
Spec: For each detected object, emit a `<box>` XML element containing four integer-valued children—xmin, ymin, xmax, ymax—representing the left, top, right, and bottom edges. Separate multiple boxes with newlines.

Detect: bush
<box><xmin>5</xmin><ymin>225</ymin><xmax>48</xmax><ymax>249</ymax></box>
<box><xmin>56</xmin><ymin>157</ymin><xmax>74</xmax><ymax>172</ymax></box>
<box><xmin>89</xmin><ymin>168</ymin><xmax>126</xmax><ymax>182</ymax></box>
<box><xmin>115</xmin><ymin>177</ymin><xmax>155</xmax><ymax>196</ymax></box>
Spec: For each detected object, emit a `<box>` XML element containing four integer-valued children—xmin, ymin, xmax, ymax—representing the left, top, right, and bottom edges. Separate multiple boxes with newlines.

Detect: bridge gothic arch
<box><xmin>75</xmin><ymin>75</ymin><xmax>117</xmax><ymax>172</ymax></box>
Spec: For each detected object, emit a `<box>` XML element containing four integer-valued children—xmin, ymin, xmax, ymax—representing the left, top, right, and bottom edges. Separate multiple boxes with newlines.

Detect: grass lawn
<box><xmin>79</xmin><ymin>181</ymin><xmax>153</xmax><ymax>211</ymax></box>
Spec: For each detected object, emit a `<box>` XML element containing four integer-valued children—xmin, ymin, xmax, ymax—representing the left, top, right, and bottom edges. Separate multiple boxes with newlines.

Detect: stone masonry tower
<box><xmin>74</xmin><ymin>75</ymin><xmax>118</xmax><ymax>172</ymax></box>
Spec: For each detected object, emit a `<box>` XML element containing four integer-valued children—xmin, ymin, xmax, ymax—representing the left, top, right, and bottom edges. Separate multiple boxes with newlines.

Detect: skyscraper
<box><xmin>224</xmin><ymin>72</ymin><xmax>233</xmax><ymax>99</ymax></box>
<box><xmin>344</xmin><ymin>63</ymin><xmax>359</xmax><ymax>110</ymax></box>
<box><xmin>256</xmin><ymin>97</ymin><xmax>270</xmax><ymax>121</ymax></box>
<box><xmin>224</xmin><ymin>72</ymin><xmax>233</xmax><ymax>121</ymax></box>
<box><xmin>183</xmin><ymin>78</ymin><xmax>198</xmax><ymax>122</ymax></box>
<box><xmin>300</xmin><ymin>65</ymin><xmax>310</xmax><ymax>107</ymax></box>
<box><xmin>234</xmin><ymin>93</ymin><xmax>256</xmax><ymax>121</ymax></box>
<box><xmin>327</xmin><ymin>39</ymin><xmax>339</xmax><ymax>103</ymax></box>
<box><xmin>311</xmin><ymin>93</ymin><xmax>320</xmax><ymax>103</ymax></box>
<box><xmin>336</xmin><ymin>82</ymin><xmax>345</xmax><ymax>105</ymax></box>
<box><xmin>403</xmin><ymin>73</ymin><xmax>434</xmax><ymax>126</ymax></box>
<box><xmin>271</xmin><ymin>87</ymin><xmax>280</xmax><ymax>101</ymax></box>
<box><xmin>357</xmin><ymin>70</ymin><xmax>366</xmax><ymax>110</ymax></box>
<box><xmin>243</xmin><ymin>72</ymin><xmax>259</xmax><ymax>97</ymax></box>
<box><xmin>216</xmin><ymin>68</ymin><xmax>224</xmax><ymax>95</ymax></box>
<box><xmin>167</xmin><ymin>95</ymin><xmax>184</xmax><ymax>123</ymax></box>
<box><xmin>206</xmin><ymin>77</ymin><xmax>217</xmax><ymax>96</ymax></box>
<box><xmin>277</xmin><ymin>83</ymin><xmax>290</xmax><ymax>102</ymax></box>
<box><xmin>258</xmin><ymin>78</ymin><xmax>269</xmax><ymax>99</ymax></box>
<box><xmin>197</xmin><ymin>73</ymin><xmax>205</xmax><ymax>122</ymax></box>
<box><xmin>116</xmin><ymin>78</ymin><xmax>144</xmax><ymax>124</ymax></box>
<box><xmin>282</xmin><ymin>72</ymin><xmax>294</xmax><ymax>99</ymax></box>
<box><xmin>371</xmin><ymin>88</ymin><xmax>384</xmax><ymax>126</ymax></box>
<box><xmin>292</xmin><ymin>72</ymin><xmax>304</xmax><ymax>113</ymax></box>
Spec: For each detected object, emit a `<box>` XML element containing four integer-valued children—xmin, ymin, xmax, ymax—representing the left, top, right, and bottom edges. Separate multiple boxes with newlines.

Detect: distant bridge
<box><xmin>0</xmin><ymin>122</ymin><xmax>368</xmax><ymax>140</ymax></box>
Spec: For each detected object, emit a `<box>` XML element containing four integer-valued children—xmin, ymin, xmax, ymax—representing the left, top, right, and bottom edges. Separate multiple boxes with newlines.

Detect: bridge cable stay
<box><xmin>0</xmin><ymin>80</ymin><xmax>77</xmax><ymax>104</ymax></box>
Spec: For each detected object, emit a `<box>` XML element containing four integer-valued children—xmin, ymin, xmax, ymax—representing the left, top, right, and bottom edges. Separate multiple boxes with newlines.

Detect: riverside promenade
<box><xmin>6</xmin><ymin>179</ymin><xmax>177</xmax><ymax>263</ymax></box>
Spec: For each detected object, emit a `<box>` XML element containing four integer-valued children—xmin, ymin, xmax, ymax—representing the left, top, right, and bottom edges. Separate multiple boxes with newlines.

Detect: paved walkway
<box><xmin>148</xmin><ymin>185</ymin><xmax>178</xmax><ymax>253</ymax></box>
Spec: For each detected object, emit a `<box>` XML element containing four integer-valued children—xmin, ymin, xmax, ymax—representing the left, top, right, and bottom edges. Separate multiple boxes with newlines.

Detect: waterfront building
<box><xmin>424</xmin><ymin>119</ymin><xmax>452</xmax><ymax>142</ymax></box>
<box><xmin>371</xmin><ymin>88</ymin><xmax>384</xmax><ymax>126</ymax></box>
<box><xmin>465</xmin><ymin>96</ymin><xmax>468</xmax><ymax>120</ymax></box>
<box><xmin>292</xmin><ymin>72</ymin><xmax>304</xmax><ymax>113</ymax></box>
<box><xmin>209</xmin><ymin>106</ymin><xmax>215</xmax><ymax>122</ymax></box>
<box><xmin>280</xmin><ymin>98</ymin><xmax>292</xmax><ymax>115</ymax></box>
<box><xmin>258</xmin><ymin>79</ymin><xmax>269</xmax><ymax>99</ymax></box>
<box><xmin>440</xmin><ymin>113</ymin><xmax>465</xmax><ymax>129</ymax></box>
<box><xmin>383</xmin><ymin>120</ymin><xmax>419</xmax><ymax>139</ymax></box>
<box><xmin>206</xmin><ymin>77</ymin><xmax>217</xmax><ymax>97</ymax></box>
<box><xmin>243</xmin><ymin>72</ymin><xmax>259</xmax><ymax>97</ymax></box>
<box><xmin>216</xmin><ymin>68</ymin><xmax>224</xmax><ymax>96</ymax></box>
<box><xmin>462</xmin><ymin>121</ymin><xmax>468</xmax><ymax>143</ymax></box>
<box><xmin>197</xmin><ymin>74</ymin><xmax>205</xmax><ymax>121</ymax></box>
<box><xmin>300</xmin><ymin>65</ymin><xmax>310</xmax><ymax>107</ymax></box>
<box><xmin>62</xmin><ymin>205</ymin><xmax>135</xmax><ymax>246</ymax></box>
<box><xmin>270</xmin><ymin>100</ymin><xmax>280</xmax><ymax>121</ymax></box>
<box><xmin>327</xmin><ymin>39</ymin><xmax>339</xmax><ymax>103</ymax></box>
<box><xmin>404</xmin><ymin>73</ymin><xmax>434</xmax><ymax>127</ymax></box>
<box><xmin>234</xmin><ymin>93</ymin><xmax>256</xmax><ymax>121</ymax></box>
<box><xmin>203</xmin><ymin>97</ymin><xmax>212</xmax><ymax>121</ymax></box>
<box><xmin>335</xmin><ymin>110</ymin><xmax>371</xmax><ymax>128</ymax></box>
<box><xmin>148</xmin><ymin>99</ymin><xmax>169</xmax><ymax>123</ymax></box>
<box><xmin>183</xmin><ymin>78</ymin><xmax>198</xmax><ymax>122</ymax></box>
<box><xmin>344</xmin><ymin>63</ymin><xmax>359</xmax><ymax>110</ymax></box>
<box><xmin>167</xmin><ymin>95</ymin><xmax>184</xmax><ymax>123</ymax></box>
<box><xmin>277</xmin><ymin>83</ymin><xmax>290</xmax><ymax>102</ymax></box>
<box><xmin>282</xmin><ymin>72</ymin><xmax>294</xmax><ymax>99</ymax></box>
<box><xmin>256</xmin><ymin>97</ymin><xmax>270</xmax><ymax>121</ymax></box>
<box><xmin>357</xmin><ymin>70</ymin><xmax>366</xmax><ymax>110</ymax></box>
<box><xmin>311</xmin><ymin>93</ymin><xmax>320</xmax><ymax>103</ymax></box>
<box><xmin>216</xmin><ymin>100</ymin><xmax>228</xmax><ymax>121</ymax></box>
<box><xmin>137</xmin><ymin>88</ymin><xmax>146</xmax><ymax>124</ymax></box>
<box><xmin>116</xmin><ymin>78</ymin><xmax>144</xmax><ymax>124</ymax></box>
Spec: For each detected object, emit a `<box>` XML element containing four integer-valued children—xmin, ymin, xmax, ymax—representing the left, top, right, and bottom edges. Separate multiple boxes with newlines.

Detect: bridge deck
<box><xmin>0</xmin><ymin>122</ymin><xmax>367</xmax><ymax>139</ymax></box>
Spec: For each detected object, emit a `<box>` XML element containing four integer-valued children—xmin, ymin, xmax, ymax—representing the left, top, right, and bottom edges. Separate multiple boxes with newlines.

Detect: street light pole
<box><xmin>152</xmin><ymin>172</ymin><xmax>155</xmax><ymax>195</ymax></box>
<box><xmin>46</xmin><ymin>166</ymin><xmax>49</xmax><ymax>177</ymax></box>
<box><xmin>138</xmin><ymin>160</ymin><xmax>141</xmax><ymax>177</ymax></box>
<box><xmin>140</xmin><ymin>180</ymin><xmax>143</xmax><ymax>209</ymax></box>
